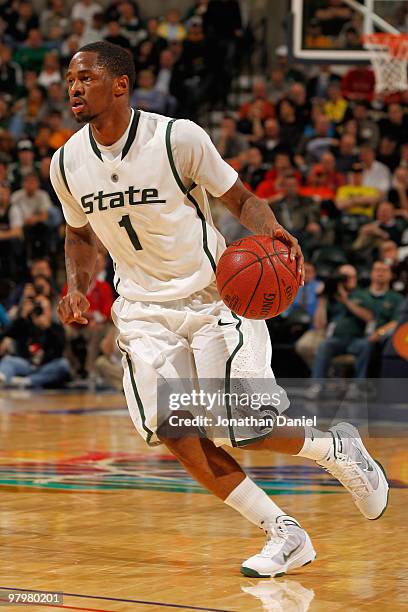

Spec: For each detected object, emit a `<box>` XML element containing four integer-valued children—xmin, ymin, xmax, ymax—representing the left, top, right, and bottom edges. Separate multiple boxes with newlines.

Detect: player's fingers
<box><xmin>57</xmin><ymin>298</ymin><xmax>76</xmax><ymax>324</ymax></box>
<box><xmin>69</xmin><ymin>294</ymin><xmax>88</xmax><ymax>324</ymax></box>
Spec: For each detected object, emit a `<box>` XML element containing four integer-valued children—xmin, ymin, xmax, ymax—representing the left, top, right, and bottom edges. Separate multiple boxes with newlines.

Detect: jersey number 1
<box><xmin>118</xmin><ymin>214</ymin><xmax>142</xmax><ymax>251</ymax></box>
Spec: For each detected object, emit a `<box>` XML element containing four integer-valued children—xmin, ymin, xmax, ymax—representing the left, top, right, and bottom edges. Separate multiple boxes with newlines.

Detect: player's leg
<box><xmin>159</xmin><ymin>429</ymin><xmax>316</xmax><ymax>578</ymax></box>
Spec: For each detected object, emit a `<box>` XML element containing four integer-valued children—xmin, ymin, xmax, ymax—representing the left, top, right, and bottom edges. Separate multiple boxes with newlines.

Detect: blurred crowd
<box><xmin>0</xmin><ymin>0</ymin><xmax>407</xmax><ymax>393</ymax></box>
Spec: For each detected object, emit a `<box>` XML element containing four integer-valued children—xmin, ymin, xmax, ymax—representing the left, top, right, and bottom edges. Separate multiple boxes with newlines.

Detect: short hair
<box><xmin>77</xmin><ymin>41</ymin><xmax>136</xmax><ymax>92</ymax></box>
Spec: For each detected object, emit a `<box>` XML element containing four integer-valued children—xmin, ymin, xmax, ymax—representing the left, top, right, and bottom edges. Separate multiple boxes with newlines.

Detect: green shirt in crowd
<box><xmin>331</xmin><ymin>288</ymin><xmax>404</xmax><ymax>339</ymax></box>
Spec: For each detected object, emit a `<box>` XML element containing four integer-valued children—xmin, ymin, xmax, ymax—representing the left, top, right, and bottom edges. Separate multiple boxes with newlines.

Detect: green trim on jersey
<box><xmin>117</xmin><ymin>341</ymin><xmax>154</xmax><ymax>446</ymax></box>
<box><xmin>88</xmin><ymin>110</ymin><xmax>141</xmax><ymax>163</ymax></box>
<box><xmin>165</xmin><ymin>119</ymin><xmax>216</xmax><ymax>272</ymax></box>
<box><xmin>88</xmin><ymin>125</ymin><xmax>103</xmax><ymax>161</ymax></box>
<box><xmin>59</xmin><ymin>146</ymin><xmax>71</xmax><ymax>195</ymax></box>
<box><xmin>224</xmin><ymin>313</ymin><xmax>243</xmax><ymax>447</ymax></box>
<box><xmin>121</xmin><ymin>110</ymin><xmax>141</xmax><ymax>160</ymax></box>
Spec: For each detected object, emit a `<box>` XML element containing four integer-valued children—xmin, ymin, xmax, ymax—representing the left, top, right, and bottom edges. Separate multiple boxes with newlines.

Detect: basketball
<box><xmin>216</xmin><ymin>235</ymin><xmax>300</xmax><ymax>319</ymax></box>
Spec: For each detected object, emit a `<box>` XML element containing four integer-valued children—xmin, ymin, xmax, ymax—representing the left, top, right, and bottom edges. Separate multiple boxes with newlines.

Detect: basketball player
<box><xmin>53</xmin><ymin>42</ymin><xmax>388</xmax><ymax>578</ymax></box>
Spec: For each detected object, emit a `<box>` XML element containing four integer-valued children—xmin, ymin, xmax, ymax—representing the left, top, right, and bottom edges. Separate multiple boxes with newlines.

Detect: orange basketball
<box><xmin>216</xmin><ymin>235</ymin><xmax>300</xmax><ymax>319</ymax></box>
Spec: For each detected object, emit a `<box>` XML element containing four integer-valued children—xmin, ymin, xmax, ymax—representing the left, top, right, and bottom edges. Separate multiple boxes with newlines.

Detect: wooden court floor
<box><xmin>0</xmin><ymin>390</ymin><xmax>406</xmax><ymax>612</ymax></box>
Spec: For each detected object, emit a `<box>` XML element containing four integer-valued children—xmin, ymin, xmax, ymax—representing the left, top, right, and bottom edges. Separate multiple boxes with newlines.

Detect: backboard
<box><xmin>289</xmin><ymin>0</ymin><xmax>406</xmax><ymax>63</ymax></box>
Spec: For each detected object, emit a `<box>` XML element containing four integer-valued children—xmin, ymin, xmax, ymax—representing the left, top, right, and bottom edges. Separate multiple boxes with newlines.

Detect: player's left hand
<box><xmin>272</xmin><ymin>223</ymin><xmax>305</xmax><ymax>286</ymax></box>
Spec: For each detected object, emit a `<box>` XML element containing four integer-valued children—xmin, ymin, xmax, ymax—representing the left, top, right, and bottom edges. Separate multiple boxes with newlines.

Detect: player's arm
<box><xmin>173</xmin><ymin>120</ymin><xmax>304</xmax><ymax>281</ymax></box>
<box><xmin>219</xmin><ymin>178</ymin><xmax>305</xmax><ymax>284</ymax></box>
<box><xmin>57</xmin><ymin>223</ymin><xmax>97</xmax><ymax>325</ymax></box>
<box><xmin>49</xmin><ymin>149</ymin><xmax>96</xmax><ymax>325</ymax></box>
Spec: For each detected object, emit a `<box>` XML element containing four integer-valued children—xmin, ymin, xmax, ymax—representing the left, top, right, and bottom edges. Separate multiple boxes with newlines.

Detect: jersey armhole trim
<box><xmin>165</xmin><ymin>119</ymin><xmax>189</xmax><ymax>194</ymax></box>
<box><xmin>165</xmin><ymin>119</ymin><xmax>216</xmax><ymax>272</ymax></box>
<box><xmin>59</xmin><ymin>146</ymin><xmax>72</xmax><ymax>195</ymax></box>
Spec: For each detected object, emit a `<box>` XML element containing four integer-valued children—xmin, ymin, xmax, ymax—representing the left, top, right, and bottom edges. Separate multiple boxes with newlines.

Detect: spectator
<box><xmin>360</xmin><ymin>144</ymin><xmax>392</xmax><ymax>195</ymax></box>
<box><xmin>12</xmin><ymin>85</ymin><xmax>49</xmax><ymax>141</ymax></box>
<box><xmin>155</xmin><ymin>50</ymin><xmax>175</xmax><ymax>96</ymax></box>
<box><xmin>379</xmin><ymin>240</ymin><xmax>408</xmax><ymax>294</ymax></box>
<box><xmin>353</xmin><ymin>201</ymin><xmax>404</xmax><ymax>254</ymax></box>
<box><xmin>81</xmin><ymin>12</ymin><xmax>106</xmax><ymax>45</ymax></box>
<box><xmin>239</xmin><ymin>147</ymin><xmax>268</xmax><ymax>191</ymax></box>
<box><xmin>158</xmin><ymin>9</ymin><xmax>186</xmax><ymax>43</ymax></box>
<box><xmin>333</xmin><ymin>133</ymin><xmax>358</xmax><ymax>174</ymax></box>
<box><xmin>276</xmin><ymin>98</ymin><xmax>303</xmax><ymax>149</ymax></box>
<box><xmin>0</xmin><ymin>44</ymin><xmax>24</xmax><ymax>97</ymax></box>
<box><xmin>131</xmin><ymin>69</ymin><xmax>168</xmax><ymax>115</ymax></box>
<box><xmin>256</xmin><ymin>152</ymin><xmax>300</xmax><ymax>199</ymax></box>
<box><xmin>0</xmin><ymin>184</ymin><xmax>24</xmax><ymax>281</ymax></box>
<box><xmin>379</xmin><ymin>103</ymin><xmax>408</xmax><ymax>146</ymax></box>
<box><xmin>0</xmin><ymin>295</ymin><xmax>69</xmax><ymax>388</ymax></box>
<box><xmin>104</xmin><ymin>20</ymin><xmax>131</xmax><ymax>49</ymax></box>
<box><xmin>239</xmin><ymin>80</ymin><xmax>274</xmax><ymax>122</ymax></box>
<box><xmin>144</xmin><ymin>17</ymin><xmax>168</xmax><ymax>58</ymax></box>
<box><xmin>307</xmin><ymin>151</ymin><xmax>345</xmax><ymax>193</ymax></box>
<box><xmin>324</xmin><ymin>82</ymin><xmax>348</xmax><ymax>124</ymax></box>
<box><xmin>133</xmin><ymin>40</ymin><xmax>158</xmax><ymax>74</ymax></box>
<box><xmin>71</xmin><ymin>0</ymin><xmax>102</xmax><ymax>29</ymax></box>
<box><xmin>351</xmin><ymin>100</ymin><xmax>379</xmax><ymax>148</ymax></box>
<box><xmin>389</xmin><ymin>166</ymin><xmax>408</xmax><ymax>212</ymax></box>
<box><xmin>6</xmin><ymin>257</ymin><xmax>57</xmax><ymax>315</ymax></box>
<box><xmin>9</xmin><ymin>139</ymin><xmax>39</xmax><ymax>191</ymax></box>
<box><xmin>48</xmin><ymin>110</ymin><xmax>74</xmax><ymax>151</ymax></box>
<box><xmin>117</xmin><ymin>1</ymin><xmax>146</xmax><ymax>48</ymax></box>
<box><xmin>267</xmin><ymin>67</ymin><xmax>286</xmax><ymax>104</ymax></box>
<box><xmin>307</xmin><ymin>261</ymin><xmax>403</xmax><ymax>396</ymax></box>
<box><xmin>6</xmin><ymin>1</ymin><xmax>39</xmax><ymax>43</ymax></box>
<box><xmin>336</xmin><ymin>163</ymin><xmax>381</xmax><ymax>219</ymax></box>
<box><xmin>40</xmin><ymin>0</ymin><xmax>69</xmax><ymax>40</ymax></box>
<box><xmin>286</xmin><ymin>261</ymin><xmax>323</xmax><ymax>319</ymax></box>
<box><xmin>377</xmin><ymin>136</ymin><xmax>400</xmax><ymax>172</ymax></box>
<box><xmin>37</xmin><ymin>52</ymin><xmax>62</xmax><ymax>88</ymax></box>
<box><xmin>203</xmin><ymin>0</ymin><xmax>243</xmax><ymax>105</ymax></box>
<box><xmin>296</xmin><ymin>114</ymin><xmax>335</xmax><ymax>166</ymax></box>
<box><xmin>288</xmin><ymin>82</ymin><xmax>311</xmax><ymax>128</ymax></box>
<box><xmin>267</xmin><ymin>173</ymin><xmax>322</xmax><ymax>255</ymax></box>
<box><xmin>253</xmin><ymin>117</ymin><xmax>284</xmax><ymax>164</ymax></box>
<box><xmin>297</xmin><ymin>264</ymin><xmax>358</xmax><ymax>372</ymax></box>
<box><xmin>216</xmin><ymin>115</ymin><xmax>248</xmax><ymax>162</ymax></box>
<box><xmin>237</xmin><ymin>99</ymin><xmax>265</xmax><ymax>144</ymax></box>
<box><xmin>10</xmin><ymin>173</ymin><xmax>51</xmax><ymax>259</ymax></box>
<box><xmin>13</xmin><ymin>29</ymin><xmax>48</xmax><ymax>74</ymax></box>
<box><xmin>170</xmin><ymin>16</ymin><xmax>213</xmax><ymax>117</ymax></box>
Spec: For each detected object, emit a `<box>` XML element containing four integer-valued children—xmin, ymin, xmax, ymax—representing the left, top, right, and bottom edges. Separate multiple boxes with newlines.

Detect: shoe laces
<box><xmin>260</xmin><ymin>522</ymin><xmax>289</xmax><ymax>557</ymax></box>
<box><xmin>322</xmin><ymin>452</ymin><xmax>371</xmax><ymax>499</ymax></box>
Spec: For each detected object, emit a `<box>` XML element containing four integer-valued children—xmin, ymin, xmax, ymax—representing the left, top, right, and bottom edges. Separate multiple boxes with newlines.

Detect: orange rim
<box><xmin>392</xmin><ymin>322</ymin><xmax>408</xmax><ymax>361</ymax></box>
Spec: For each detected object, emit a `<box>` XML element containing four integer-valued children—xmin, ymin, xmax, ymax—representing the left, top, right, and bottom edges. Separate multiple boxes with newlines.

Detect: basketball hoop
<box><xmin>363</xmin><ymin>33</ymin><xmax>408</xmax><ymax>94</ymax></box>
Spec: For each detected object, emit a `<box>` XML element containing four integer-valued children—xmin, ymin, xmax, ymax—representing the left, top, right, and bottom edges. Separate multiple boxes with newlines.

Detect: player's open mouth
<box><xmin>71</xmin><ymin>100</ymin><xmax>86</xmax><ymax>113</ymax></box>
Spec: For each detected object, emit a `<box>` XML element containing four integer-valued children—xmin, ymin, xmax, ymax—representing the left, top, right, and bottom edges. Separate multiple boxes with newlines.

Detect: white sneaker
<box><xmin>317</xmin><ymin>422</ymin><xmax>389</xmax><ymax>520</ymax></box>
<box><xmin>242</xmin><ymin>580</ymin><xmax>315</xmax><ymax>611</ymax></box>
<box><xmin>10</xmin><ymin>376</ymin><xmax>31</xmax><ymax>388</ymax></box>
<box><xmin>241</xmin><ymin>516</ymin><xmax>316</xmax><ymax>578</ymax></box>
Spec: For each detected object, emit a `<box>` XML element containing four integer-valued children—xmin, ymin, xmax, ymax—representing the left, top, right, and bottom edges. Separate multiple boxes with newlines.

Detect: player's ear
<box><xmin>113</xmin><ymin>75</ymin><xmax>129</xmax><ymax>97</ymax></box>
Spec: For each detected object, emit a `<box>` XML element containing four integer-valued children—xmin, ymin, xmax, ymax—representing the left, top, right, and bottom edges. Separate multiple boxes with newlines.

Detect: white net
<box><xmin>364</xmin><ymin>34</ymin><xmax>408</xmax><ymax>94</ymax></box>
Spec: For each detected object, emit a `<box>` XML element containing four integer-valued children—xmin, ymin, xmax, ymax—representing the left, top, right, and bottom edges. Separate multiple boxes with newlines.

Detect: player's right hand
<box><xmin>57</xmin><ymin>291</ymin><xmax>90</xmax><ymax>325</ymax></box>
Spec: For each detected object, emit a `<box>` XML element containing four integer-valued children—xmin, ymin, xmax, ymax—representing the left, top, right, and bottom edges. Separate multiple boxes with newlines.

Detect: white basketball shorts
<box><xmin>111</xmin><ymin>283</ymin><xmax>289</xmax><ymax>447</ymax></box>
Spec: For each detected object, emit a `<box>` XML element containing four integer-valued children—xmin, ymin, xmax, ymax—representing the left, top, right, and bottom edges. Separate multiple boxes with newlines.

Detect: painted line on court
<box><xmin>0</xmin><ymin>599</ymin><xmax>113</xmax><ymax>612</ymax></box>
<box><xmin>0</xmin><ymin>589</ymin><xmax>234</xmax><ymax>612</ymax></box>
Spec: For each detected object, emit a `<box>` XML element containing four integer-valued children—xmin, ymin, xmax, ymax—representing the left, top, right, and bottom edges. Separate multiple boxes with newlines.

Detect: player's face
<box><xmin>66</xmin><ymin>52</ymin><xmax>115</xmax><ymax>124</ymax></box>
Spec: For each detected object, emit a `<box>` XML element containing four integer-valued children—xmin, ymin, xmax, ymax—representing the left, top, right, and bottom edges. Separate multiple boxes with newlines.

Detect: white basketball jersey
<box><xmin>50</xmin><ymin>110</ymin><xmax>238</xmax><ymax>302</ymax></box>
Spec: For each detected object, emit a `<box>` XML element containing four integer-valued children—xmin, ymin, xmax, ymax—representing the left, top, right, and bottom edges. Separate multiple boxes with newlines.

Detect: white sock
<box><xmin>224</xmin><ymin>476</ymin><xmax>293</xmax><ymax>530</ymax></box>
<box><xmin>297</xmin><ymin>426</ymin><xmax>333</xmax><ymax>461</ymax></box>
